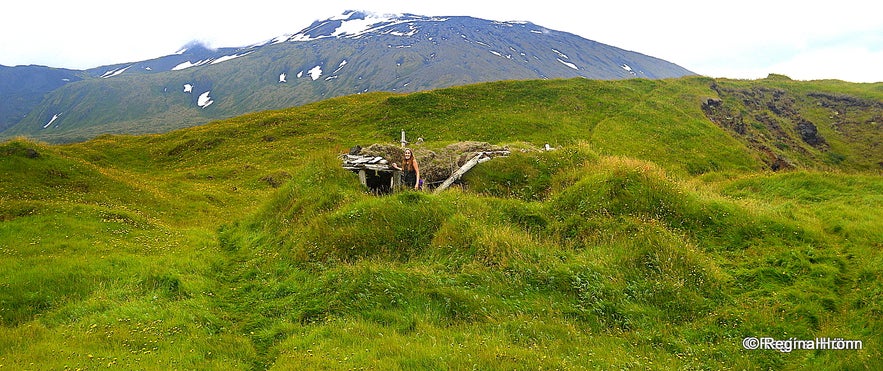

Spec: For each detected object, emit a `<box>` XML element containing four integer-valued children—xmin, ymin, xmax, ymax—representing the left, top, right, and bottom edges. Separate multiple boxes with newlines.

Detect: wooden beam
<box><xmin>433</xmin><ymin>153</ymin><xmax>492</xmax><ymax>194</ymax></box>
<box><xmin>391</xmin><ymin>170</ymin><xmax>401</xmax><ymax>190</ymax></box>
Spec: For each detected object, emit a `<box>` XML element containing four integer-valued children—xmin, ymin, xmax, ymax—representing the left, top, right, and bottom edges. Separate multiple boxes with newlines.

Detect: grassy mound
<box><xmin>212</xmin><ymin>146</ymin><xmax>877</xmax><ymax>369</ymax></box>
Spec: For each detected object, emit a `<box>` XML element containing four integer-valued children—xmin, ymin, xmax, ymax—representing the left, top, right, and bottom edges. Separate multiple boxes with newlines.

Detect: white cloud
<box><xmin>767</xmin><ymin>46</ymin><xmax>883</xmax><ymax>82</ymax></box>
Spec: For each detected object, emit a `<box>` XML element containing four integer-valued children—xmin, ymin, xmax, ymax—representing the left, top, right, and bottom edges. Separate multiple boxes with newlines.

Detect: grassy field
<box><xmin>1</xmin><ymin>76</ymin><xmax>881</xmax><ymax>369</ymax></box>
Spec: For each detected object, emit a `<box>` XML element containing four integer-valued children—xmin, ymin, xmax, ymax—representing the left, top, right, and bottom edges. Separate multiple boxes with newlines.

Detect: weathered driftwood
<box><xmin>341</xmin><ymin>154</ymin><xmax>389</xmax><ymax>168</ymax></box>
<box><xmin>341</xmin><ymin>154</ymin><xmax>400</xmax><ymax>193</ymax></box>
<box><xmin>433</xmin><ymin>150</ymin><xmax>509</xmax><ymax>193</ymax></box>
<box><xmin>341</xmin><ymin>155</ymin><xmax>395</xmax><ymax>172</ymax></box>
<box><xmin>343</xmin><ymin>147</ymin><xmax>509</xmax><ymax>194</ymax></box>
<box><xmin>343</xmin><ymin>164</ymin><xmax>390</xmax><ymax>172</ymax></box>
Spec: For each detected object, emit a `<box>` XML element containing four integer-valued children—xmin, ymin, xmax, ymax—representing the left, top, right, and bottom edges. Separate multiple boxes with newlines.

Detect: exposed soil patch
<box><xmin>704</xmin><ymin>82</ymin><xmax>882</xmax><ymax>170</ymax></box>
<box><xmin>704</xmin><ymin>84</ymin><xmax>824</xmax><ymax>170</ymax></box>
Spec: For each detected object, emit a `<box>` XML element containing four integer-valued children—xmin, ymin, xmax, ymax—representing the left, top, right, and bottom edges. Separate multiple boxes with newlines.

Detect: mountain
<box><xmin>0</xmin><ymin>11</ymin><xmax>695</xmax><ymax>142</ymax></box>
<box><xmin>0</xmin><ymin>65</ymin><xmax>83</xmax><ymax>132</ymax></box>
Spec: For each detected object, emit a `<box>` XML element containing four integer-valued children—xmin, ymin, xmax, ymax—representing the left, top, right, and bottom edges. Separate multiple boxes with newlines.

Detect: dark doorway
<box><xmin>363</xmin><ymin>170</ymin><xmax>394</xmax><ymax>195</ymax></box>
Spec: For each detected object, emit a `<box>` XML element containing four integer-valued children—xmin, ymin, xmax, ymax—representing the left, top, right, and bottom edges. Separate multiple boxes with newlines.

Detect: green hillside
<box><xmin>1</xmin><ymin>76</ymin><xmax>881</xmax><ymax>370</ymax></box>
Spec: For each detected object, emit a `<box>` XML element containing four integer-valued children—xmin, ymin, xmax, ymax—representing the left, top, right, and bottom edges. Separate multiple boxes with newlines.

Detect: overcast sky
<box><xmin>2</xmin><ymin>1</ymin><xmax>881</xmax><ymax>83</ymax></box>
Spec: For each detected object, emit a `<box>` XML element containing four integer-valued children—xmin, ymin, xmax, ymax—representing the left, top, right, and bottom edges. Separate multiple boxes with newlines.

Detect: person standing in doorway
<box><xmin>392</xmin><ymin>148</ymin><xmax>421</xmax><ymax>190</ymax></box>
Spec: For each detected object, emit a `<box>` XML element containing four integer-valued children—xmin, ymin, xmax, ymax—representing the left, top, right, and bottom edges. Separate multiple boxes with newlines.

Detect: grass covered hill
<box><xmin>1</xmin><ymin>76</ymin><xmax>881</xmax><ymax>369</ymax></box>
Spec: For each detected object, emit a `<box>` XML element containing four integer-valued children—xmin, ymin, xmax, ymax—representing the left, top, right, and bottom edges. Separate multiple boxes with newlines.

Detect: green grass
<box><xmin>1</xmin><ymin>77</ymin><xmax>881</xmax><ymax>369</ymax></box>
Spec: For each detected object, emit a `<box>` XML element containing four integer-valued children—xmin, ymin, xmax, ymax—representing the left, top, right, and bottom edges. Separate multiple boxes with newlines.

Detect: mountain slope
<box><xmin>1</xmin><ymin>11</ymin><xmax>695</xmax><ymax>143</ymax></box>
<box><xmin>0</xmin><ymin>65</ymin><xmax>83</xmax><ymax>132</ymax></box>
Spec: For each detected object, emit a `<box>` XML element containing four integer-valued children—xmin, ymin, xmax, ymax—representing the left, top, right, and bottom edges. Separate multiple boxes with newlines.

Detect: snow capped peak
<box><xmin>334</xmin><ymin>10</ymin><xmax>402</xmax><ymax>22</ymax></box>
<box><xmin>283</xmin><ymin>10</ymin><xmax>440</xmax><ymax>43</ymax></box>
<box><xmin>331</xmin><ymin>11</ymin><xmax>397</xmax><ymax>37</ymax></box>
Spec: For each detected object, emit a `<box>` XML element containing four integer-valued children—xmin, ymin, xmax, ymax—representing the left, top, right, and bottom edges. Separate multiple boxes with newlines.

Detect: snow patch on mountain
<box><xmin>101</xmin><ymin>65</ymin><xmax>132</xmax><ymax>78</ymax></box>
<box><xmin>283</xmin><ymin>11</ymin><xmax>448</xmax><ymax>43</ymax></box>
<box><xmin>197</xmin><ymin>91</ymin><xmax>214</xmax><ymax>108</ymax></box>
<box><xmin>287</xmin><ymin>33</ymin><xmax>314</xmax><ymax>42</ymax></box>
<box><xmin>173</xmin><ymin>59</ymin><xmax>211</xmax><ymax>71</ymax></box>
<box><xmin>168</xmin><ymin>49</ymin><xmax>255</xmax><ymax>72</ymax></box>
<box><xmin>332</xmin><ymin>60</ymin><xmax>347</xmax><ymax>74</ymax></box>
<box><xmin>389</xmin><ymin>24</ymin><xmax>419</xmax><ymax>37</ymax></box>
<box><xmin>622</xmin><ymin>64</ymin><xmax>637</xmax><ymax>76</ymax></box>
<box><xmin>211</xmin><ymin>52</ymin><xmax>251</xmax><ymax>65</ymax></box>
<box><xmin>552</xmin><ymin>49</ymin><xmax>569</xmax><ymax>59</ymax></box>
<box><xmin>43</xmin><ymin>113</ymin><xmax>60</xmax><ymax>129</ymax></box>
<box><xmin>558</xmin><ymin>58</ymin><xmax>578</xmax><ymax>70</ymax></box>
<box><xmin>308</xmin><ymin>66</ymin><xmax>323</xmax><ymax>80</ymax></box>
<box><xmin>333</xmin><ymin>14</ymin><xmax>395</xmax><ymax>37</ymax></box>
<box><xmin>269</xmin><ymin>35</ymin><xmax>289</xmax><ymax>45</ymax></box>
